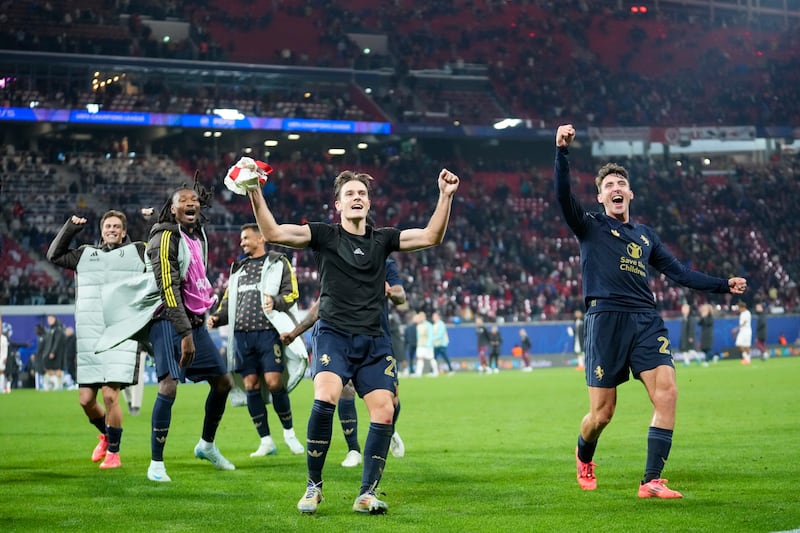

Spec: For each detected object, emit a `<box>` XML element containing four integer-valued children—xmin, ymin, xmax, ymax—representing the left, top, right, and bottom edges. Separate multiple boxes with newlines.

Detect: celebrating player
<box><xmin>554</xmin><ymin>124</ymin><xmax>747</xmax><ymax>498</ymax></box>
<box><xmin>247</xmin><ymin>168</ymin><xmax>459</xmax><ymax>514</ymax></box>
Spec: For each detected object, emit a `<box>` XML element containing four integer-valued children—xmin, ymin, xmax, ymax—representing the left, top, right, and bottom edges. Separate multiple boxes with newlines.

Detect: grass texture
<box><xmin>1</xmin><ymin>357</ymin><xmax>798</xmax><ymax>532</ymax></box>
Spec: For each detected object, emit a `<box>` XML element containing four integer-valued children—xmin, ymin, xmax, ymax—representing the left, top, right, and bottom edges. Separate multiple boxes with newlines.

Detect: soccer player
<box><xmin>554</xmin><ymin>124</ymin><xmax>747</xmax><ymax>499</ymax></box>
<box><xmin>518</xmin><ymin>328</ymin><xmax>533</xmax><ymax>372</ymax></box>
<box><xmin>733</xmin><ymin>301</ymin><xmax>753</xmax><ymax>364</ymax></box>
<box><xmin>414</xmin><ymin>312</ymin><xmax>437</xmax><ymax>377</ymax></box>
<box><xmin>697</xmin><ymin>304</ymin><xmax>715</xmax><ymax>365</ymax></box>
<box><xmin>145</xmin><ymin>182</ymin><xmax>235</xmax><ymax>482</ymax></box>
<box><xmin>208</xmin><ymin>223</ymin><xmax>305</xmax><ymax>457</ymax></box>
<box><xmin>279</xmin><ymin>256</ymin><xmax>407</xmax><ymax>468</ymax></box>
<box><xmin>677</xmin><ymin>303</ymin><xmax>699</xmax><ymax>366</ymax></box>
<box><xmin>754</xmin><ymin>303</ymin><xmax>768</xmax><ymax>360</ymax></box>
<box><xmin>248</xmin><ymin>168</ymin><xmax>459</xmax><ymax>514</ymax></box>
<box><xmin>47</xmin><ymin>210</ymin><xmax>149</xmax><ymax>469</ymax></box>
<box><xmin>431</xmin><ymin>312</ymin><xmax>454</xmax><ymax>374</ymax></box>
<box><xmin>474</xmin><ymin>316</ymin><xmax>490</xmax><ymax>373</ymax></box>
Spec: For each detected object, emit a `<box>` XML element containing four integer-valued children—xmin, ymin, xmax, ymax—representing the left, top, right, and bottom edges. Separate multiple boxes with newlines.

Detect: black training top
<box><xmin>309</xmin><ymin>222</ymin><xmax>401</xmax><ymax>336</ymax></box>
<box><xmin>554</xmin><ymin>146</ymin><xmax>729</xmax><ymax>313</ymax></box>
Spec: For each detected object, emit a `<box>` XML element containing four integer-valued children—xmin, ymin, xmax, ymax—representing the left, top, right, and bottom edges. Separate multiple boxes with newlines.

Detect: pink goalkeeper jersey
<box><xmin>181</xmin><ymin>229</ymin><xmax>215</xmax><ymax>315</ymax></box>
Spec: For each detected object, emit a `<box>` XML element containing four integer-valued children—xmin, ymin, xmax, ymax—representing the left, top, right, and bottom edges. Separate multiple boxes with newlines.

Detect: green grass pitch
<box><xmin>1</xmin><ymin>357</ymin><xmax>798</xmax><ymax>532</ymax></box>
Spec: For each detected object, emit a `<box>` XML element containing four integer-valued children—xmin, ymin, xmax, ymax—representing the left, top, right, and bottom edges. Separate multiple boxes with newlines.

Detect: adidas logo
<box><xmin>353</xmin><ymin>247</ymin><xmax>365</xmax><ymax>256</ymax></box>
<box><xmin>308</xmin><ymin>450</ymin><xmax>324</xmax><ymax>458</ymax></box>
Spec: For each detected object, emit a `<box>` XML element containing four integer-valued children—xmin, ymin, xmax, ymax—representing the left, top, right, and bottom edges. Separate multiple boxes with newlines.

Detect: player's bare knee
<box><xmin>654</xmin><ymin>385</ymin><xmax>678</xmax><ymax>408</ymax></box>
<box><xmin>264</xmin><ymin>373</ymin><xmax>281</xmax><ymax>391</ymax></box>
<box><xmin>101</xmin><ymin>390</ymin><xmax>118</xmax><ymax>407</ymax></box>
<box><xmin>592</xmin><ymin>407</ymin><xmax>614</xmax><ymax>428</ymax></box>
<box><xmin>158</xmin><ymin>379</ymin><xmax>178</xmax><ymax>397</ymax></box>
<box><xmin>214</xmin><ymin>373</ymin><xmax>233</xmax><ymax>394</ymax></box>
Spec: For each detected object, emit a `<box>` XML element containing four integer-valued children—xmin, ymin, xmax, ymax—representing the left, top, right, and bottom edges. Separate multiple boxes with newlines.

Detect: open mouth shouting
<box><xmin>171</xmin><ymin>189</ymin><xmax>201</xmax><ymax>226</ymax></box>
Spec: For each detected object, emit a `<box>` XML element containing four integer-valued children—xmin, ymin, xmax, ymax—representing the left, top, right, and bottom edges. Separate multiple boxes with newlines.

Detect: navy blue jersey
<box><xmin>554</xmin><ymin>147</ymin><xmax>729</xmax><ymax>313</ymax></box>
<box><xmin>309</xmin><ymin>222</ymin><xmax>401</xmax><ymax>336</ymax></box>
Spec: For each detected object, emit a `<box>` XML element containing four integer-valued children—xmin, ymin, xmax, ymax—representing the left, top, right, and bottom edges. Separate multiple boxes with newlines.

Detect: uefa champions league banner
<box><xmin>0</xmin><ymin>106</ymin><xmax>391</xmax><ymax>134</ymax></box>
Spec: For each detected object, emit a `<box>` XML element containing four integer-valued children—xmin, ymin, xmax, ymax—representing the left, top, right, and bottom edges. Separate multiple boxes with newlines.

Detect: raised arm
<box><xmin>554</xmin><ymin>124</ymin><xmax>590</xmax><ymax>237</ymax></box>
<box><xmin>247</xmin><ymin>187</ymin><xmax>311</xmax><ymax>248</ymax></box>
<box><xmin>47</xmin><ymin>216</ymin><xmax>88</xmax><ymax>270</ymax></box>
<box><xmin>399</xmin><ymin>168</ymin><xmax>460</xmax><ymax>251</ymax></box>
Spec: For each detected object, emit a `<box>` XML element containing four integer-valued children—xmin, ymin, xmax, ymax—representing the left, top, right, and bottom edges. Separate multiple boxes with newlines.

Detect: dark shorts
<box><xmin>149</xmin><ymin>319</ymin><xmax>227</xmax><ymax>383</ymax></box>
<box><xmin>313</xmin><ymin>319</ymin><xmax>397</xmax><ymax>397</ymax></box>
<box><xmin>233</xmin><ymin>329</ymin><xmax>284</xmax><ymax>377</ymax></box>
<box><xmin>584</xmin><ymin>311</ymin><xmax>674</xmax><ymax>388</ymax></box>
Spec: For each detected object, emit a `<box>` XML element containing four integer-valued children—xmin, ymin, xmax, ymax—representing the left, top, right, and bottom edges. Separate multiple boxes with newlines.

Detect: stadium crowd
<box><xmin>3</xmin><ymin>144</ymin><xmax>799</xmax><ymax>321</ymax></box>
<box><xmin>2</xmin><ymin>0</ymin><xmax>799</xmax><ymax>319</ymax></box>
<box><xmin>2</xmin><ymin>1</ymin><xmax>799</xmax><ymax>127</ymax></box>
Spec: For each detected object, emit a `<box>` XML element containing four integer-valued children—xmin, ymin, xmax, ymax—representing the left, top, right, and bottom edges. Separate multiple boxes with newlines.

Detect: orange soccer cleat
<box><xmin>576</xmin><ymin>447</ymin><xmax>597</xmax><ymax>490</ymax></box>
<box><xmin>638</xmin><ymin>478</ymin><xmax>683</xmax><ymax>499</ymax></box>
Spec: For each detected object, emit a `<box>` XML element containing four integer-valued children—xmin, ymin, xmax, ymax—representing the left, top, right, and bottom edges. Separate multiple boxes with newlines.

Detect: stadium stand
<box><xmin>1</xmin><ymin>0</ymin><xmax>799</xmax><ymax>320</ymax></box>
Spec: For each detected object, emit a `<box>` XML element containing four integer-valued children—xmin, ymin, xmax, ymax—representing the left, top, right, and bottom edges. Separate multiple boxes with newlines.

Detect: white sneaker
<box><xmin>341</xmin><ymin>449</ymin><xmax>362</xmax><ymax>467</ymax></box>
<box><xmin>284</xmin><ymin>429</ymin><xmax>305</xmax><ymax>455</ymax></box>
<box><xmin>521</xmin><ymin>366</ymin><xmax>533</xmax><ymax>372</ymax></box>
<box><xmin>250</xmin><ymin>437</ymin><xmax>278</xmax><ymax>457</ymax></box>
<box><xmin>147</xmin><ymin>460</ymin><xmax>172</xmax><ymax>482</ymax></box>
<box><xmin>194</xmin><ymin>441</ymin><xmax>236</xmax><ymax>470</ymax></box>
<box><xmin>390</xmin><ymin>431</ymin><xmax>405</xmax><ymax>458</ymax></box>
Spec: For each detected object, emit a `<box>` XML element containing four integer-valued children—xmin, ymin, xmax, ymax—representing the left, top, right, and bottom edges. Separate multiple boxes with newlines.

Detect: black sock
<box><xmin>306</xmin><ymin>400</ymin><xmax>335</xmax><ymax>484</ymax></box>
<box><xmin>106</xmin><ymin>426</ymin><xmax>123</xmax><ymax>453</ymax></box>
<box><xmin>90</xmin><ymin>415</ymin><xmax>106</xmax><ymax>434</ymax></box>
<box><xmin>271</xmin><ymin>388</ymin><xmax>293</xmax><ymax>430</ymax></box>
<box><xmin>577</xmin><ymin>434</ymin><xmax>598</xmax><ymax>464</ymax></box>
<box><xmin>643</xmin><ymin>426</ymin><xmax>673</xmax><ymax>484</ymax></box>
<box><xmin>246</xmin><ymin>389</ymin><xmax>270</xmax><ymax>438</ymax></box>
<box><xmin>360</xmin><ymin>422</ymin><xmax>393</xmax><ymax>494</ymax></box>
<box><xmin>151</xmin><ymin>393</ymin><xmax>174</xmax><ymax>461</ymax></box>
<box><xmin>201</xmin><ymin>386</ymin><xmax>228</xmax><ymax>443</ymax></box>
<box><xmin>338</xmin><ymin>397</ymin><xmax>360</xmax><ymax>452</ymax></box>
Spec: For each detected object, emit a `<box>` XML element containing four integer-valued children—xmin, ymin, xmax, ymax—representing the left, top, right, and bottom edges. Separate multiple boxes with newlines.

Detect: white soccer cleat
<box><xmin>352</xmin><ymin>490</ymin><xmax>388</xmax><ymax>514</ymax></box>
<box><xmin>147</xmin><ymin>460</ymin><xmax>172</xmax><ymax>482</ymax></box>
<box><xmin>194</xmin><ymin>442</ymin><xmax>236</xmax><ymax>470</ymax></box>
<box><xmin>341</xmin><ymin>450</ymin><xmax>362</xmax><ymax>467</ymax></box>
<box><xmin>250</xmin><ymin>437</ymin><xmax>278</xmax><ymax>457</ymax></box>
<box><xmin>297</xmin><ymin>481</ymin><xmax>324</xmax><ymax>514</ymax></box>
<box><xmin>284</xmin><ymin>430</ymin><xmax>305</xmax><ymax>455</ymax></box>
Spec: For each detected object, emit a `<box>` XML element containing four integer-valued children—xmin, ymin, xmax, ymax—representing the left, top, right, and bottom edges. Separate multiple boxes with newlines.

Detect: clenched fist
<box><xmin>556</xmin><ymin>124</ymin><xmax>575</xmax><ymax>147</ymax></box>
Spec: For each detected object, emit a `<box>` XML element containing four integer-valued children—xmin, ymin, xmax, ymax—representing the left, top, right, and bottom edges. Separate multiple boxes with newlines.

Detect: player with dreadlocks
<box><xmin>145</xmin><ymin>174</ymin><xmax>236</xmax><ymax>482</ymax></box>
